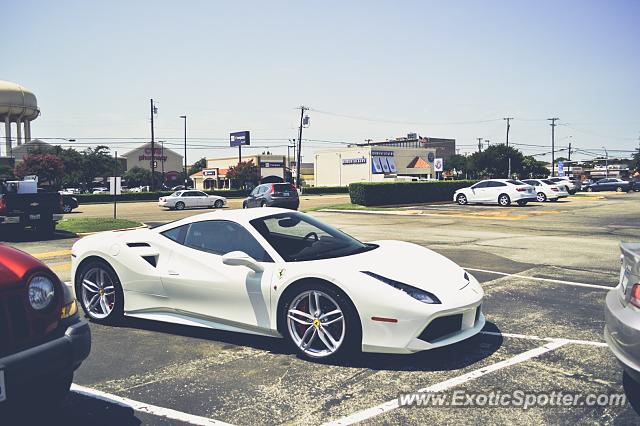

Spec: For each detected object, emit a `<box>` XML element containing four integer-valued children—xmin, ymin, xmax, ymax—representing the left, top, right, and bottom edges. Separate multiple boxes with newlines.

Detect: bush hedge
<box><xmin>76</xmin><ymin>189</ymin><xmax>249</xmax><ymax>204</ymax></box>
<box><xmin>349</xmin><ymin>180</ymin><xmax>478</xmax><ymax>206</ymax></box>
<box><xmin>301</xmin><ymin>186</ymin><xmax>349</xmax><ymax>195</ymax></box>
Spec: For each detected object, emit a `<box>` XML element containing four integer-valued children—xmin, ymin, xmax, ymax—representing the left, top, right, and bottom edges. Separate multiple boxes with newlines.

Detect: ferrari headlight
<box><xmin>362</xmin><ymin>271</ymin><xmax>441</xmax><ymax>304</ymax></box>
<box><xmin>28</xmin><ymin>275</ymin><xmax>56</xmax><ymax>310</ymax></box>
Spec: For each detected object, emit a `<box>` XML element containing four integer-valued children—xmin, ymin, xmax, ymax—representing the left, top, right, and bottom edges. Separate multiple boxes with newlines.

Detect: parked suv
<box><xmin>547</xmin><ymin>177</ymin><xmax>580</xmax><ymax>194</ymax></box>
<box><xmin>453</xmin><ymin>179</ymin><xmax>536</xmax><ymax>207</ymax></box>
<box><xmin>0</xmin><ymin>244</ymin><xmax>91</xmax><ymax>409</ymax></box>
<box><xmin>243</xmin><ymin>183</ymin><xmax>300</xmax><ymax>210</ymax></box>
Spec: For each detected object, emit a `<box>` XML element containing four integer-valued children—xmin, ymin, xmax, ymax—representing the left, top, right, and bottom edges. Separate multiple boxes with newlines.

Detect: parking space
<box><xmin>4</xmin><ymin>193</ymin><xmax>640</xmax><ymax>424</ymax></box>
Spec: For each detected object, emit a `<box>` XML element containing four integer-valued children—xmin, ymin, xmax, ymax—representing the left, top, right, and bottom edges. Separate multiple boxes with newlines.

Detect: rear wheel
<box><xmin>456</xmin><ymin>194</ymin><xmax>468</xmax><ymax>205</ymax></box>
<box><xmin>76</xmin><ymin>259</ymin><xmax>124</xmax><ymax>325</ymax></box>
<box><xmin>536</xmin><ymin>192</ymin><xmax>547</xmax><ymax>202</ymax></box>
<box><xmin>63</xmin><ymin>203</ymin><xmax>73</xmax><ymax>213</ymax></box>
<box><xmin>175</xmin><ymin>201</ymin><xmax>185</xmax><ymax>210</ymax></box>
<box><xmin>587</xmin><ymin>187</ymin><xmax>594</xmax><ymax>192</ymax></box>
<box><xmin>281</xmin><ymin>283</ymin><xmax>360</xmax><ymax>361</ymax></box>
<box><xmin>517</xmin><ymin>200</ymin><xmax>528</xmax><ymax>206</ymax></box>
<box><xmin>616</xmin><ymin>186</ymin><xmax>624</xmax><ymax>192</ymax></box>
<box><xmin>498</xmin><ymin>194</ymin><xmax>511</xmax><ymax>207</ymax></box>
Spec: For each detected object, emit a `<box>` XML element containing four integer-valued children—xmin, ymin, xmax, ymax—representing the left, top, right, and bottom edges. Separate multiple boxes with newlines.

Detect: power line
<box><xmin>309</xmin><ymin>108</ymin><xmax>502</xmax><ymax>126</ymax></box>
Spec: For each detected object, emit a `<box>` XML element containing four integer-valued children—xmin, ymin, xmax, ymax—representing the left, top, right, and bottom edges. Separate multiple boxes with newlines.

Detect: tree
<box><xmin>0</xmin><ymin>165</ymin><xmax>14</xmax><ymax>179</ymax></box>
<box><xmin>14</xmin><ymin>154</ymin><xmax>65</xmax><ymax>188</ymax></box>
<box><xmin>80</xmin><ymin>145</ymin><xmax>114</xmax><ymax>189</ymax></box>
<box><xmin>189</xmin><ymin>158</ymin><xmax>207</xmax><ymax>175</ymax></box>
<box><xmin>444</xmin><ymin>154</ymin><xmax>469</xmax><ymax>177</ymax></box>
<box><xmin>521</xmin><ymin>156</ymin><xmax>550</xmax><ymax>178</ymax></box>
<box><xmin>466</xmin><ymin>145</ymin><xmax>525</xmax><ymax>179</ymax></box>
<box><xmin>632</xmin><ymin>146</ymin><xmax>640</xmax><ymax>173</ymax></box>
<box><xmin>123</xmin><ymin>166</ymin><xmax>152</xmax><ymax>187</ymax></box>
<box><xmin>226</xmin><ymin>160</ymin><xmax>260</xmax><ymax>189</ymax></box>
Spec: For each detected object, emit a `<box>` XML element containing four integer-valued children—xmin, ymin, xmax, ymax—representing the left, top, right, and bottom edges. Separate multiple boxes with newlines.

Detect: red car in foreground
<box><xmin>0</xmin><ymin>244</ymin><xmax>91</xmax><ymax>410</ymax></box>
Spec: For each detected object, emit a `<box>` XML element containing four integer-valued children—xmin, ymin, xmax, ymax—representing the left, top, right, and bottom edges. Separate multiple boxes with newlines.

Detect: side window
<box><xmin>488</xmin><ymin>181</ymin><xmax>506</xmax><ymax>187</ymax></box>
<box><xmin>196</xmin><ymin>191</ymin><xmax>207</xmax><ymax>197</ymax></box>
<box><xmin>183</xmin><ymin>220</ymin><xmax>272</xmax><ymax>262</ymax></box>
<box><xmin>250</xmin><ymin>187</ymin><xmax>259</xmax><ymax>196</ymax></box>
<box><xmin>472</xmin><ymin>181</ymin><xmax>488</xmax><ymax>189</ymax></box>
<box><xmin>161</xmin><ymin>224</ymin><xmax>189</xmax><ymax>244</ymax></box>
<box><xmin>258</xmin><ymin>185</ymin><xmax>269</xmax><ymax>195</ymax></box>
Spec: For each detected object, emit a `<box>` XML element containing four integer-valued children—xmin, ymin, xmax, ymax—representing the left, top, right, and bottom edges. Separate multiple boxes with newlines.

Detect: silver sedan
<box><xmin>158</xmin><ymin>190</ymin><xmax>226</xmax><ymax>210</ymax></box>
<box><xmin>605</xmin><ymin>242</ymin><xmax>640</xmax><ymax>384</ymax></box>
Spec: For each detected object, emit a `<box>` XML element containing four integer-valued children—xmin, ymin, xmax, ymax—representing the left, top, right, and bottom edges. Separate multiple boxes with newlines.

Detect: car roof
<box><xmin>152</xmin><ymin>207</ymin><xmax>296</xmax><ymax>232</ymax></box>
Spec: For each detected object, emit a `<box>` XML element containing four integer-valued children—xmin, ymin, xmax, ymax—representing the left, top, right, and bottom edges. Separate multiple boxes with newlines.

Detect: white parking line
<box><xmin>480</xmin><ymin>331</ymin><xmax>608</xmax><ymax>347</ymax></box>
<box><xmin>464</xmin><ymin>267</ymin><xmax>614</xmax><ymax>291</ymax></box>
<box><xmin>71</xmin><ymin>384</ymin><xmax>233</xmax><ymax>426</ymax></box>
<box><xmin>322</xmin><ymin>341</ymin><xmax>566</xmax><ymax>425</ymax></box>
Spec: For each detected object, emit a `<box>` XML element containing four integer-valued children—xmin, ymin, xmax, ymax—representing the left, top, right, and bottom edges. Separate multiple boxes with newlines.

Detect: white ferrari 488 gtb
<box><xmin>71</xmin><ymin>209</ymin><xmax>485</xmax><ymax>360</ymax></box>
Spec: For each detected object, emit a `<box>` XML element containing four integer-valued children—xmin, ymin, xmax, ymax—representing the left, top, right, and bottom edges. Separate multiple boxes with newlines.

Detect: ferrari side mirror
<box><xmin>222</xmin><ymin>251</ymin><xmax>264</xmax><ymax>273</ymax></box>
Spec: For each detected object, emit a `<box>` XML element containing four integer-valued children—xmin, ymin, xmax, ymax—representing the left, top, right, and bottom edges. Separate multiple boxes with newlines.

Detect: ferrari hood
<box><xmin>315</xmin><ymin>240</ymin><xmax>470</xmax><ymax>294</ymax></box>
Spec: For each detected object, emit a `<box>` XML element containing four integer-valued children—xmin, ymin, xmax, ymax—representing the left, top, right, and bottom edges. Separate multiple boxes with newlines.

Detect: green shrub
<box><xmin>301</xmin><ymin>186</ymin><xmax>349</xmax><ymax>195</ymax></box>
<box><xmin>349</xmin><ymin>180</ymin><xmax>478</xmax><ymax>206</ymax></box>
<box><xmin>76</xmin><ymin>189</ymin><xmax>249</xmax><ymax>204</ymax></box>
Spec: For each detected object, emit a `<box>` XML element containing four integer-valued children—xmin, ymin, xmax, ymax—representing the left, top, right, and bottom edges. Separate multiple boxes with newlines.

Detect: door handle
<box><xmin>168</xmin><ymin>270</ymin><xmax>180</xmax><ymax>276</ymax></box>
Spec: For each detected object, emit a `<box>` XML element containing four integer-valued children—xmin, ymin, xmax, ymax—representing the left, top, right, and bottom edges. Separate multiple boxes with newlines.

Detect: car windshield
<box><xmin>250</xmin><ymin>212</ymin><xmax>377</xmax><ymax>262</ymax></box>
<box><xmin>507</xmin><ymin>180</ymin><xmax>526</xmax><ymax>185</ymax></box>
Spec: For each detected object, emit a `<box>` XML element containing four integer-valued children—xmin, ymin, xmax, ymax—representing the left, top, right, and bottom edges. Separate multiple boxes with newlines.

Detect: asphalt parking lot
<box><xmin>3</xmin><ymin>192</ymin><xmax>640</xmax><ymax>425</ymax></box>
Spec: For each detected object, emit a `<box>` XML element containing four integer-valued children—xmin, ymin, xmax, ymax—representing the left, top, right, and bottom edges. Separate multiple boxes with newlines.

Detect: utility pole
<box><xmin>150</xmin><ymin>99</ymin><xmax>157</xmax><ymax>191</ymax></box>
<box><xmin>295</xmin><ymin>106</ymin><xmax>308</xmax><ymax>188</ymax></box>
<box><xmin>364</xmin><ymin>138</ymin><xmax>373</xmax><ymax>145</ymax></box>
<box><xmin>602</xmin><ymin>146</ymin><xmax>609</xmax><ymax>178</ymax></box>
<box><xmin>113</xmin><ymin>151</ymin><xmax>118</xmax><ymax>219</ymax></box>
<box><xmin>180</xmin><ymin>115</ymin><xmax>187</xmax><ymax>186</ymax></box>
<box><xmin>547</xmin><ymin>118</ymin><xmax>559</xmax><ymax>176</ymax></box>
<box><xmin>503</xmin><ymin>117</ymin><xmax>514</xmax><ymax>147</ymax></box>
<box><xmin>477</xmin><ymin>137</ymin><xmax>483</xmax><ymax>152</ymax></box>
<box><xmin>485</xmin><ymin>139</ymin><xmax>491</xmax><ymax>149</ymax></box>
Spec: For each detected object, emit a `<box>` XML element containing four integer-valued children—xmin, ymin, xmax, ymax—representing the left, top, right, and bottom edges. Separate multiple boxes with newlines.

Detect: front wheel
<box><xmin>214</xmin><ymin>199</ymin><xmax>224</xmax><ymax>208</ymax></box>
<box><xmin>498</xmin><ymin>194</ymin><xmax>511</xmax><ymax>207</ymax></box>
<box><xmin>63</xmin><ymin>204</ymin><xmax>73</xmax><ymax>213</ymax></box>
<box><xmin>536</xmin><ymin>192</ymin><xmax>547</xmax><ymax>202</ymax></box>
<box><xmin>616</xmin><ymin>186</ymin><xmax>624</xmax><ymax>192</ymax></box>
<box><xmin>586</xmin><ymin>187</ymin><xmax>594</xmax><ymax>192</ymax></box>
<box><xmin>261</xmin><ymin>201</ymin><xmax>268</xmax><ymax>207</ymax></box>
<box><xmin>456</xmin><ymin>194</ymin><xmax>468</xmax><ymax>205</ymax></box>
<box><xmin>281</xmin><ymin>284</ymin><xmax>360</xmax><ymax>361</ymax></box>
<box><xmin>76</xmin><ymin>260</ymin><xmax>124</xmax><ymax>325</ymax></box>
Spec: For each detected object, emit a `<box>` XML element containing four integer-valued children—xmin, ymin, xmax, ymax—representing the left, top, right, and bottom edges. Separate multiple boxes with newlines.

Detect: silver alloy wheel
<box><xmin>499</xmin><ymin>194</ymin><xmax>510</xmax><ymax>206</ymax></box>
<box><xmin>175</xmin><ymin>201</ymin><xmax>185</xmax><ymax>210</ymax></box>
<box><xmin>536</xmin><ymin>192</ymin><xmax>546</xmax><ymax>202</ymax></box>
<box><xmin>616</xmin><ymin>186</ymin><xmax>623</xmax><ymax>192</ymax></box>
<box><xmin>457</xmin><ymin>194</ymin><xmax>467</xmax><ymax>205</ymax></box>
<box><xmin>287</xmin><ymin>290</ymin><xmax>346</xmax><ymax>358</ymax></box>
<box><xmin>63</xmin><ymin>204</ymin><xmax>72</xmax><ymax>213</ymax></box>
<box><xmin>214</xmin><ymin>199</ymin><xmax>224</xmax><ymax>208</ymax></box>
<box><xmin>81</xmin><ymin>267</ymin><xmax>116</xmax><ymax>319</ymax></box>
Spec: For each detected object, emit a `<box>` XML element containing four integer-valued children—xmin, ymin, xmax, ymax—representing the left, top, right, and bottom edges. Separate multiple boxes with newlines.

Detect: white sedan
<box><xmin>522</xmin><ymin>179</ymin><xmax>569</xmax><ymax>202</ymax></box>
<box><xmin>159</xmin><ymin>190</ymin><xmax>226</xmax><ymax>210</ymax></box>
<box><xmin>71</xmin><ymin>209</ymin><xmax>484</xmax><ymax>360</ymax></box>
<box><xmin>454</xmin><ymin>179</ymin><xmax>536</xmax><ymax>207</ymax></box>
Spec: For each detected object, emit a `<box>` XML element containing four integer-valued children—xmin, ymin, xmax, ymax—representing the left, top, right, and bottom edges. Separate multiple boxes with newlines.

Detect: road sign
<box><xmin>230</xmin><ymin>131</ymin><xmax>250</xmax><ymax>147</ymax></box>
<box><xmin>108</xmin><ymin>177</ymin><xmax>122</xmax><ymax>195</ymax></box>
<box><xmin>434</xmin><ymin>158</ymin><xmax>444</xmax><ymax>172</ymax></box>
<box><xmin>558</xmin><ymin>161</ymin><xmax>565</xmax><ymax>177</ymax></box>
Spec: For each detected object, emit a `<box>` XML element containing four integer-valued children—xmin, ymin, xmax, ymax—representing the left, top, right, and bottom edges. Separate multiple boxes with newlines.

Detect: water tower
<box><xmin>0</xmin><ymin>80</ymin><xmax>40</xmax><ymax>157</ymax></box>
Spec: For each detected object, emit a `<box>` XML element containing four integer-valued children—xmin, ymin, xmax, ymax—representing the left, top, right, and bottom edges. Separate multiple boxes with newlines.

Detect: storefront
<box><xmin>314</xmin><ymin>146</ymin><xmax>437</xmax><ymax>187</ymax></box>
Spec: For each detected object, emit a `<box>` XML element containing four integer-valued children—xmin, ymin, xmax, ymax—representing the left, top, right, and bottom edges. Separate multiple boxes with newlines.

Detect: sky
<box><xmin>2</xmin><ymin>0</ymin><xmax>639</xmax><ymax>164</ymax></box>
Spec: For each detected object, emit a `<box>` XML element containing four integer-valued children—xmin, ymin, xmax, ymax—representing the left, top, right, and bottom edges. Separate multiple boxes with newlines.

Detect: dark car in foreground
<box><xmin>243</xmin><ymin>183</ymin><xmax>300</xmax><ymax>210</ymax></box>
<box><xmin>0</xmin><ymin>244</ymin><xmax>91</xmax><ymax>410</ymax></box>
<box><xmin>584</xmin><ymin>178</ymin><xmax>633</xmax><ymax>192</ymax></box>
<box><xmin>605</xmin><ymin>242</ymin><xmax>640</xmax><ymax>385</ymax></box>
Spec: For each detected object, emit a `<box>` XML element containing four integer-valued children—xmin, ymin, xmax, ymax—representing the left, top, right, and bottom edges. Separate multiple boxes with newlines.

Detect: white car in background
<box><xmin>71</xmin><ymin>209</ymin><xmax>484</xmax><ymax>360</ymax></box>
<box><xmin>159</xmin><ymin>190</ymin><xmax>226</xmax><ymax>210</ymax></box>
<box><xmin>522</xmin><ymin>179</ymin><xmax>569</xmax><ymax>202</ymax></box>
<box><xmin>547</xmin><ymin>177</ymin><xmax>580</xmax><ymax>194</ymax></box>
<box><xmin>454</xmin><ymin>179</ymin><xmax>536</xmax><ymax>207</ymax></box>
<box><xmin>92</xmin><ymin>187</ymin><xmax>109</xmax><ymax>194</ymax></box>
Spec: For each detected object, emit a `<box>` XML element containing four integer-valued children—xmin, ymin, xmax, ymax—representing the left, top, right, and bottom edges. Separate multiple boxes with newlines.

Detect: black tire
<box><xmin>498</xmin><ymin>193</ymin><xmax>511</xmax><ymax>207</ymax></box>
<box><xmin>261</xmin><ymin>200</ymin><xmax>268</xmax><ymax>207</ymax></box>
<box><xmin>536</xmin><ymin>192</ymin><xmax>547</xmax><ymax>202</ymax></box>
<box><xmin>616</xmin><ymin>186</ymin><xmax>623</xmax><ymax>192</ymax></box>
<box><xmin>175</xmin><ymin>201</ymin><xmax>185</xmax><ymax>210</ymax></box>
<box><xmin>242</xmin><ymin>201</ymin><xmax>248</xmax><ymax>209</ymax></box>
<box><xmin>586</xmin><ymin>187</ymin><xmax>594</xmax><ymax>192</ymax></box>
<box><xmin>551</xmin><ymin>198</ymin><xmax>559</xmax><ymax>202</ymax></box>
<box><xmin>456</xmin><ymin>194</ymin><xmax>468</xmax><ymax>205</ymax></box>
<box><xmin>63</xmin><ymin>204</ymin><xmax>73</xmax><ymax>213</ymax></box>
<box><xmin>214</xmin><ymin>199</ymin><xmax>224</xmax><ymax>208</ymax></box>
<box><xmin>76</xmin><ymin>259</ymin><xmax>124</xmax><ymax>325</ymax></box>
<box><xmin>279</xmin><ymin>281</ymin><xmax>361</xmax><ymax>362</ymax></box>
<box><xmin>517</xmin><ymin>200</ymin><xmax>528</xmax><ymax>206</ymax></box>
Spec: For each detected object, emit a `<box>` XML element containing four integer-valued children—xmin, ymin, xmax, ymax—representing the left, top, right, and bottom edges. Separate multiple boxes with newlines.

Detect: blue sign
<box><xmin>230</xmin><ymin>131</ymin><xmax>250</xmax><ymax>147</ymax></box>
<box><xmin>558</xmin><ymin>161</ymin><xmax>565</xmax><ymax>177</ymax></box>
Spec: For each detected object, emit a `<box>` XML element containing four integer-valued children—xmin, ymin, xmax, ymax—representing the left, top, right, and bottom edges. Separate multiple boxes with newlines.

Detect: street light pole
<box><xmin>548</xmin><ymin>118</ymin><xmax>559</xmax><ymax>177</ymax></box>
<box><xmin>180</xmin><ymin>115</ymin><xmax>187</xmax><ymax>187</ymax></box>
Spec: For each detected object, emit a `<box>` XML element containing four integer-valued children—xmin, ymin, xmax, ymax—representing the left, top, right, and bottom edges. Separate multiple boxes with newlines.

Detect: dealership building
<box><xmin>314</xmin><ymin>145</ymin><xmax>438</xmax><ymax>187</ymax></box>
<box><xmin>191</xmin><ymin>154</ymin><xmax>287</xmax><ymax>190</ymax></box>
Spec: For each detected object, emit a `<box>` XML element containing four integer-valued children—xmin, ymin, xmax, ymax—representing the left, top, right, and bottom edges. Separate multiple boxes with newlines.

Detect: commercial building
<box><xmin>191</xmin><ymin>154</ymin><xmax>286</xmax><ymax>190</ymax></box>
<box><xmin>357</xmin><ymin>134</ymin><xmax>456</xmax><ymax>160</ymax></box>
<box><xmin>314</xmin><ymin>145</ymin><xmax>437</xmax><ymax>187</ymax></box>
<box><xmin>121</xmin><ymin>142</ymin><xmax>184</xmax><ymax>186</ymax></box>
